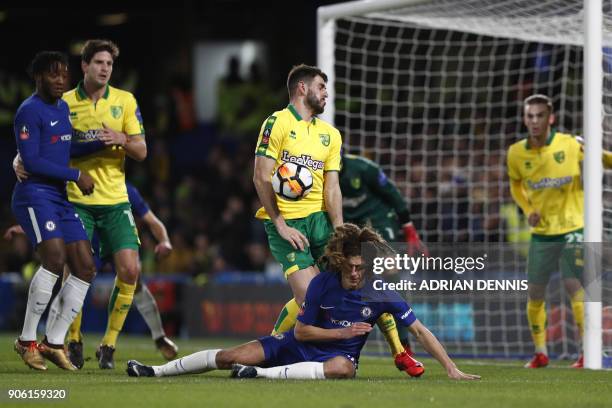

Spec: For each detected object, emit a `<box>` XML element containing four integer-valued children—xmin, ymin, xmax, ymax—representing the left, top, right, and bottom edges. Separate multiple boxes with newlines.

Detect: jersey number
<box><xmin>123</xmin><ymin>210</ymin><xmax>136</xmax><ymax>227</ymax></box>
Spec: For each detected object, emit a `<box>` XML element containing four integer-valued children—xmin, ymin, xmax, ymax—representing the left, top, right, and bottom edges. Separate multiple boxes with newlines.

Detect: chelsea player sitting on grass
<box><xmin>126</xmin><ymin>224</ymin><xmax>480</xmax><ymax>381</ymax></box>
<box><xmin>12</xmin><ymin>52</ymin><xmax>97</xmax><ymax>371</ymax></box>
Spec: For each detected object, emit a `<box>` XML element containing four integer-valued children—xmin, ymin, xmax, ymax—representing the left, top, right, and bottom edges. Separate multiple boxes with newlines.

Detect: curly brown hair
<box><xmin>322</xmin><ymin>223</ymin><xmax>389</xmax><ymax>274</ymax></box>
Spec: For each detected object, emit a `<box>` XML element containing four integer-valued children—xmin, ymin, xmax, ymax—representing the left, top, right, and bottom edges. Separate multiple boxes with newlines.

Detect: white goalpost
<box><xmin>318</xmin><ymin>0</ymin><xmax>609</xmax><ymax>368</ymax></box>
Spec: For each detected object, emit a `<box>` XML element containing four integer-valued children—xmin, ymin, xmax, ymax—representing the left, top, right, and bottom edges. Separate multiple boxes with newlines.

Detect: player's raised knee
<box><xmin>323</xmin><ymin>357</ymin><xmax>355</xmax><ymax>379</ymax></box>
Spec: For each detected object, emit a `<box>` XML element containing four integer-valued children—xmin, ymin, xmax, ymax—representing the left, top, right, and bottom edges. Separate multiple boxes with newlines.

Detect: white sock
<box><xmin>153</xmin><ymin>349</ymin><xmax>220</xmax><ymax>377</ymax></box>
<box><xmin>134</xmin><ymin>285</ymin><xmax>165</xmax><ymax>340</ymax></box>
<box><xmin>535</xmin><ymin>346</ymin><xmax>548</xmax><ymax>355</ymax></box>
<box><xmin>255</xmin><ymin>362</ymin><xmax>326</xmax><ymax>379</ymax></box>
<box><xmin>20</xmin><ymin>266</ymin><xmax>58</xmax><ymax>342</ymax></box>
<box><xmin>45</xmin><ymin>275</ymin><xmax>90</xmax><ymax>345</ymax></box>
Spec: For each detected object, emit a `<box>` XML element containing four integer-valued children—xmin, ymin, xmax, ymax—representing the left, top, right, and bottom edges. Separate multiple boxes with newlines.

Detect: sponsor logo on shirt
<box><xmin>330</xmin><ymin>318</ymin><xmax>353</xmax><ymax>327</ymax></box>
<box><xmin>343</xmin><ymin>194</ymin><xmax>367</xmax><ymax>208</ymax></box>
<box><xmin>527</xmin><ymin>176</ymin><xmax>572</xmax><ymax>190</ymax></box>
<box><xmin>73</xmin><ymin>129</ymin><xmax>101</xmax><ymax>141</ymax></box>
<box><xmin>50</xmin><ymin>134</ymin><xmax>72</xmax><ymax>144</ymax></box>
<box><xmin>280</xmin><ymin>151</ymin><xmax>324</xmax><ymax>171</ymax></box>
<box><xmin>400</xmin><ymin>308</ymin><xmax>413</xmax><ymax>320</ymax></box>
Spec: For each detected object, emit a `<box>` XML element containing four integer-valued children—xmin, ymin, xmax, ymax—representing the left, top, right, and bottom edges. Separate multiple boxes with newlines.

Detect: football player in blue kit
<box><xmin>11</xmin><ymin>51</ymin><xmax>97</xmax><ymax>371</ymax></box>
<box><xmin>126</xmin><ymin>224</ymin><xmax>479</xmax><ymax>381</ymax></box>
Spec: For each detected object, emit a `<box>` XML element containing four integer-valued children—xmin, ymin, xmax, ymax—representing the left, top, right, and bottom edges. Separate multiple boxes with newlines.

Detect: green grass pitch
<box><xmin>0</xmin><ymin>333</ymin><xmax>610</xmax><ymax>408</ymax></box>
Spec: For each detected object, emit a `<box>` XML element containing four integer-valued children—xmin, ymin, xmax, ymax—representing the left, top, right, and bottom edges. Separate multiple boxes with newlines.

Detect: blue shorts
<box><xmin>12</xmin><ymin>184</ymin><xmax>88</xmax><ymax>247</ymax></box>
<box><xmin>258</xmin><ymin>331</ymin><xmax>358</xmax><ymax>368</ymax></box>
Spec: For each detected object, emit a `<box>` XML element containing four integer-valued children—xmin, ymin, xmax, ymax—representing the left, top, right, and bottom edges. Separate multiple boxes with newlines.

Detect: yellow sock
<box><xmin>271</xmin><ymin>298</ymin><xmax>300</xmax><ymax>335</ymax></box>
<box><xmin>376</xmin><ymin>313</ymin><xmax>404</xmax><ymax>357</ymax></box>
<box><xmin>570</xmin><ymin>288</ymin><xmax>585</xmax><ymax>338</ymax></box>
<box><xmin>527</xmin><ymin>299</ymin><xmax>547</xmax><ymax>354</ymax></box>
<box><xmin>101</xmin><ymin>278</ymin><xmax>136</xmax><ymax>347</ymax></box>
<box><xmin>67</xmin><ymin>311</ymin><xmax>83</xmax><ymax>343</ymax></box>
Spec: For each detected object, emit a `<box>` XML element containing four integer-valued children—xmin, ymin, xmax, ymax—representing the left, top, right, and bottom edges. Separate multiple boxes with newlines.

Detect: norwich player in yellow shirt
<box><xmin>507</xmin><ymin>94</ymin><xmax>612</xmax><ymax>369</ymax></box>
<box><xmin>64</xmin><ymin>40</ymin><xmax>147</xmax><ymax>369</ymax></box>
<box><xmin>253</xmin><ymin>64</ymin><xmax>421</xmax><ymax>376</ymax></box>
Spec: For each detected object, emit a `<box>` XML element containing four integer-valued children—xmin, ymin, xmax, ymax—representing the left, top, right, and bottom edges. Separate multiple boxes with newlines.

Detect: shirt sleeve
<box><xmin>324</xmin><ymin>128</ymin><xmax>342</xmax><ymax>172</ymax></box>
<box><xmin>363</xmin><ymin>160</ymin><xmax>409</xmax><ymax>216</ymax></box>
<box><xmin>15</xmin><ymin>107</ymin><xmax>79</xmax><ymax>182</ymax></box>
<box><xmin>255</xmin><ymin>115</ymin><xmax>284</xmax><ymax>161</ymax></box>
<box><xmin>506</xmin><ymin>146</ymin><xmax>520</xmax><ymax>181</ymax></box>
<box><xmin>296</xmin><ymin>275</ymin><xmax>324</xmax><ymax>326</ymax></box>
<box><xmin>386</xmin><ymin>299</ymin><xmax>417</xmax><ymax>327</ymax></box>
<box><xmin>123</xmin><ymin>93</ymin><xmax>145</xmax><ymax>136</ymax></box>
<box><xmin>127</xmin><ymin>183</ymin><xmax>150</xmax><ymax>218</ymax></box>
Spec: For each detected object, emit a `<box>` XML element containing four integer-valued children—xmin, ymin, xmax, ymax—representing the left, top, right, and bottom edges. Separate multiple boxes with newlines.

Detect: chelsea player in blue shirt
<box><xmin>12</xmin><ymin>52</ymin><xmax>97</xmax><ymax>372</ymax></box>
<box><xmin>127</xmin><ymin>224</ymin><xmax>479</xmax><ymax>380</ymax></box>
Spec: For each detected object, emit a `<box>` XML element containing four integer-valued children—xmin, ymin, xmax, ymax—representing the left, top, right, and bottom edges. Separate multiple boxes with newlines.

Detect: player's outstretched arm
<box><xmin>323</xmin><ymin>171</ymin><xmax>343</xmax><ymax>228</ymax></box>
<box><xmin>408</xmin><ymin>320</ymin><xmax>480</xmax><ymax>380</ymax></box>
<box><xmin>253</xmin><ymin>156</ymin><xmax>309</xmax><ymax>250</ymax></box>
<box><xmin>294</xmin><ymin>320</ymin><xmax>372</xmax><ymax>342</ymax></box>
<box><xmin>141</xmin><ymin>211</ymin><xmax>173</xmax><ymax>258</ymax></box>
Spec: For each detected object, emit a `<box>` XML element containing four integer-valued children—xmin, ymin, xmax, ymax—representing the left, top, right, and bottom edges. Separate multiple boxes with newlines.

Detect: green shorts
<box><xmin>527</xmin><ymin>228</ymin><xmax>583</xmax><ymax>284</ymax></box>
<box><xmin>264</xmin><ymin>211</ymin><xmax>333</xmax><ymax>278</ymax></box>
<box><xmin>351</xmin><ymin>210</ymin><xmax>400</xmax><ymax>242</ymax></box>
<box><xmin>74</xmin><ymin>202</ymin><xmax>140</xmax><ymax>260</ymax></box>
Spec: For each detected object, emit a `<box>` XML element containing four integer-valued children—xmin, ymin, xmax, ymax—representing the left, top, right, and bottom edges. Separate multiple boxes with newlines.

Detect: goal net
<box><xmin>318</xmin><ymin>0</ymin><xmax>612</xmax><ymax>360</ymax></box>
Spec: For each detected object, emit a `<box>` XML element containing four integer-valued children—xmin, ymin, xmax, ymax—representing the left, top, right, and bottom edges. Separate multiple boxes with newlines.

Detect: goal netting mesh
<box><xmin>323</xmin><ymin>0</ymin><xmax>612</xmax><ymax>359</ymax></box>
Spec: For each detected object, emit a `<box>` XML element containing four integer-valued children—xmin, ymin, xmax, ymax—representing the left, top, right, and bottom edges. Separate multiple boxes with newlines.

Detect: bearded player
<box><xmin>252</xmin><ymin>64</ymin><xmax>419</xmax><ymax>375</ymax></box>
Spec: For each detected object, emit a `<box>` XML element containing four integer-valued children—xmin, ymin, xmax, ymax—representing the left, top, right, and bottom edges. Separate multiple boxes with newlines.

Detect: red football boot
<box><xmin>524</xmin><ymin>352</ymin><xmax>549</xmax><ymax>368</ymax></box>
<box><xmin>394</xmin><ymin>350</ymin><xmax>425</xmax><ymax>377</ymax></box>
<box><xmin>570</xmin><ymin>354</ymin><xmax>583</xmax><ymax>369</ymax></box>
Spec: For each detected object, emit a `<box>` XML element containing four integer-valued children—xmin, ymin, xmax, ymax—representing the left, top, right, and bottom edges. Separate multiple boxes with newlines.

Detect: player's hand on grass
<box><xmin>155</xmin><ymin>241</ymin><xmax>173</xmax><ymax>259</ymax></box>
<box><xmin>446</xmin><ymin>366</ymin><xmax>481</xmax><ymax>380</ymax></box>
<box><xmin>528</xmin><ymin>212</ymin><xmax>541</xmax><ymax>227</ymax></box>
<box><xmin>100</xmin><ymin>123</ymin><xmax>127</xmax><ymax>147</ymax></box>
<box><xmin>277</xmin><ymin>223</ymin><xmax>309</xmax><ymax>251</ymax></box>
<box><xmin>3</xmin><ymin>225</ymin><xmax>24</xmax><ymax>240</ymax></box>
<box><xmin>339</xmin><ymin>322</ymin><xmax>372</xmax><ymax>339</ymax></box>
<box><xmin>13</xmin><ymin>154</ymin><xmax>29</xmax><ymax>182</ymax></box>
<box><xmin>77</xmin><ymin>171</ymin><xmax>95</xmax><ymax>195</ymax></box>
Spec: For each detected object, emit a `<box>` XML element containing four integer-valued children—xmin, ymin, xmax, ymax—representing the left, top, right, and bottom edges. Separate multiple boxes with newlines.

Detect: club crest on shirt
<box><xmin>319</xmin><ymin>133</ymin><xmax>330</xmax><ymax>147</ymax></box>
<box><xmin>554</xmin><ymin>151</ymin><xmax>565</xmax><ymax>163</ymax></box>
<box><xmin>361</xmin><ymin>306</ymin><xmax>372</xmax><ymax>318</ymax></box>
<box><xmin>45</xmin><ymin>221</ymin><xmax>56</xmax><ymax>232</ymax></box>
<box><xmin>350</xmin><ymin>177</ymin><xmax>361</xmax><ymax>189</ymax></box>
<box><xmin>273</xmin><ymin>333</ymin><xmax>285</xmax><ymax>340</ymax></box>
<box><xmin>286</xmin><ymin>252</ymin><xmax>296</xmax><ymax>262</ymax></box>
<box><xmin>110</xmin><ymin>105</ymin><xmax>123</xmax><ymax>119</ymax></box>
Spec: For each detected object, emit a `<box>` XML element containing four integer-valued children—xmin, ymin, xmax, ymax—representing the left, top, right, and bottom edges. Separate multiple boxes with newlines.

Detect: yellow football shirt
<box><xmin>507</xmin><ymin>131</ymin><xmax>583</xmax><ymax>235</ymax></box>
<box><xmin>255</xmin><ymin>104</ymin><xmax>342</xmax><ymax>220</ymax></box>
<box><xmin>63</xmin><ymin>82</ymin><xmax>145</xmax><ymax>205</ymax></box>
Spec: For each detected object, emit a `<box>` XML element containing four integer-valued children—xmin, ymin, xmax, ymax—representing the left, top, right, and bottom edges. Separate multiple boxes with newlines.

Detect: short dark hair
<box><xmin>286</xmin><ymin>64</ymin><xmax>327</xmax><ymax>98</ymax></box>
<box><xmin>29</xmin><ymin>51</ymin><xmax>69</xmax><ymax>78</ymax></box>
<box><xmin>524</xmin><ymin>94</ymin><xmax>553</xmax><ymax>112</ymax></box>
<box><xmin>81</xmin><ymin>39</ymin><xmax>119</xmax><ymax>63</ymax></box>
